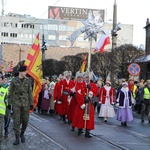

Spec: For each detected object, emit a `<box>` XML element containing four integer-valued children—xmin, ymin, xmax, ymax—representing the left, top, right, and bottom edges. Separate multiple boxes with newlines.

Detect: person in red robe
<box><xmin>54</xmin><ymin>74</ymin><xmax>64</xmax><ymax>118</ymax></box>
<box><xmin>98</xmin><ymin>80</ymin><xmax>115</xmax><ymax>122</ymax></box>
<box><xmin>67</xmin><ymin>75</ymin><xmax>77</xmax><ymax>124</ymax></box>
<box><xmin>72</xmin><ymin>72</ymin><xmax>98</xmax><ymax>138</ymax></box>
<box><xmin>60</xmin><ymin>71</ymin><xmax>75</xmax><ymax>123</ymax></box>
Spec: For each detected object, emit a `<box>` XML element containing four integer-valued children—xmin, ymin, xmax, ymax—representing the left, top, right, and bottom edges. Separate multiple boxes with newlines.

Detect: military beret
<box><xmin>18</xmin><ymin>66</ymin><xmax>27</xmax><ymax>72</ymax></box>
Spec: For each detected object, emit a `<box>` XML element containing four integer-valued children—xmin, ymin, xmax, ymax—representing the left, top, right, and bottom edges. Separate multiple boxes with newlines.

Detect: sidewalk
<box><xmin>1</xmin><ymin>119</ymin><xmax>64</xmax><ymax>150</ymax></box>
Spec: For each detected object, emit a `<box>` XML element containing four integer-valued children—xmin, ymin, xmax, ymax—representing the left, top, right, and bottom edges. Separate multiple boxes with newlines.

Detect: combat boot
<box><xmin>85</xmin><ymin>130</ymin><xmax>92</xmax><ymax>138</ymax></box>
<box><xmin>13</xmin><ymin>134</ymin><xmax>19</xmax><ymax>145</ymax></box>
<box><xmin>4</xmin><ymin>128</ymin><xmax>8</xmax><ymax>138</ymax></box>
<box><xmin>20</xmin><ymin>131</ymin><xmax>25</xmax><ymax>143</ymax></box>
<box><xmin>77</xmin><ymin>129</ymin><xmax>83</xmax><ymax>135</ymax></box>
<box><xmin>0</xmin><ymin>141</ymin><xmax>1</xmax><ymax>150</ymax></box>
<box><xmin>62</xmin><ymin>115</ymin><xmax>67</xmax><ymax>124</ymax></box>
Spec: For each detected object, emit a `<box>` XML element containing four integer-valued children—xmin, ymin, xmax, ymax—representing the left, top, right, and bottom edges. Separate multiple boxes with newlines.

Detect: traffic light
<box><xmin>41</xmin><ymin>34</ymin><xmax>47</xmax><ymax>51</ymax></box>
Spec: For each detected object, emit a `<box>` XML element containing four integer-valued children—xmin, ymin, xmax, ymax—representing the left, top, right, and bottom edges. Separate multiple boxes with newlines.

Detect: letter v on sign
<box><xmin>49</xmin><ymin>7</ymin><xmax>60</xmax><ymax>18</ymax></box>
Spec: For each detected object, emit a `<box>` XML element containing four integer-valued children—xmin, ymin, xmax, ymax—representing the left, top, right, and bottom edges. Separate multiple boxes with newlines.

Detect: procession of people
<box><xmin>32</xmin><ymin>69</ymin><xmax>150</xmax><ymax>138</ymax></box>
<box><xmin>0</xmin><ymin>66</ymin><xmax>150</xmax><ymax>149</ymax></box>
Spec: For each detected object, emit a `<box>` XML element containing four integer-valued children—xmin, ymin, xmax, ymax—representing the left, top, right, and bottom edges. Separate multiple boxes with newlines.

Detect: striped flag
<box><xmin>24</xmin><ymin>33</ymin><xmax>43</xmax><ymax>112</ymax></box>
<box><xmin>80</xmin><ymin>53</ymin><xmax>88</xmax><ymax>72</ymax></box>
<box><xmin>94</xmin><ymin>34</ymin><xmax>110</xmax><ymax>53</ymax></box>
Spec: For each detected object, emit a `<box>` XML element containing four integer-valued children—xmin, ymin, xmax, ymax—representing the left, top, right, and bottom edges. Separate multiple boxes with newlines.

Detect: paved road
<box><xmin>1</xmin><ymin>109</ymin><xmax>150</xmax><ymax>150</ymax></box>
<box><xmin>29</xmin><ymin>110</ymin><xmax>150</xmax><ymax>150</ymax></box>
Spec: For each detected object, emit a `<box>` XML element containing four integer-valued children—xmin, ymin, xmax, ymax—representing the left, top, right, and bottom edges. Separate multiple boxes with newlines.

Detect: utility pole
<box><xmin>19</xmin><ymin>48</ymin><xmax>24</xmax><ymax>62</ymax></box>
<box><xmin>110</xmin><ymin>0</ymin><xmax>121</xmax><ymax>87</ymax></box>
<box><xmin>41</xmin><ymin>34</ymin><xmax>47</xmax><ymax>60</ymax></box>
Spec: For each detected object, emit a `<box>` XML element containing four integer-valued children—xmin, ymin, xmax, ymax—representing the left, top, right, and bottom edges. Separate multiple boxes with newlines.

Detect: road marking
<box><xmin>29</xmin><ymin>113</ymin><xmax>49</xmax><ymax>122</ymax></box>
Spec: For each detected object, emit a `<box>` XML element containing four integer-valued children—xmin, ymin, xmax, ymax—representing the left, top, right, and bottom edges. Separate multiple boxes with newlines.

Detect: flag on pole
<box><xmin>80</xmin><ymin>53</ymin><xmax>88</xmax><ymax>72</ymax></box>
<box><xmin>0</xmin><ymin>61</ymin><xmax>13</xmax><ymax>72</ymax></box>
<box><xmin>94</xmin><ymin>34</ymin><xmax>110</xmax><ymax>53</ymax></box>
<box><xmin>24</xmin><ymin>33</ymin><xmax>43</xmax><ymax>112</ymax></box>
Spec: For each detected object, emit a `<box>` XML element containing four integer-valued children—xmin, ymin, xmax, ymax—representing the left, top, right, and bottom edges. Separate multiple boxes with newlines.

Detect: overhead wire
<box><xmin>19</xmin><ymin>0</ymin><xmax>61</xmax><ymax>35</ymax></box>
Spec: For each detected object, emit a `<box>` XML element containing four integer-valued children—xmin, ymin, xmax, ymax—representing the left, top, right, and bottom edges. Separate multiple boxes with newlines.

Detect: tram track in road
<box><xmin>90</xmin><ymin>132</ymin><xmax>130</xmax><ymax>150</ymax></box>
<box><xmin>30</xmin><ymin>113</ymin><xmax>130</xmax><ymax>150</ymax></box>
<box><xmin>30</xmin><ymin>113</ymin><xmax>150</xmax><ymax>150</ymax></box>
<box><xmin>29</xmin><ymin>114</ymin><xmax>67</xmax><ymax>150</ymax></box>
<box><xmin>95</xmin><ymin>119</ymin><xmax>150</xmax><ymax>143</ymax></box>
<box><xmin>93</xmin><ymin>118</ymin><xmax>150</xmax><ymax>150</ymax></box>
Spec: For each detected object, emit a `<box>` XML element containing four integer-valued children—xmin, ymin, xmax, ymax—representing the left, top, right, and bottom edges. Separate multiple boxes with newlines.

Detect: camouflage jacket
<box><xmin>8</xmin><ymin>77</ymin><xmax>33</xmax><ymax>107</ymax></box>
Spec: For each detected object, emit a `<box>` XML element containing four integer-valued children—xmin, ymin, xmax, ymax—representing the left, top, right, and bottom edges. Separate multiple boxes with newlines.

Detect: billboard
<box><xmin>48</xmin><ymin>6</ymin><xmax>105</xmax><ymax>21</ymax></box>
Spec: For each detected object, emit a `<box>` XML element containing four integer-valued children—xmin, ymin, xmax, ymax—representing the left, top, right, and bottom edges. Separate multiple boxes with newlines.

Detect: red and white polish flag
<box><xmin>94</xmin><ymin>34</ymin><xmax>110</xmax><ymax>53</ymax></box>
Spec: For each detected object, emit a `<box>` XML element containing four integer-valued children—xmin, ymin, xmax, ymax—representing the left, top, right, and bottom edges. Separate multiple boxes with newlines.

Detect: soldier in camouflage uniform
<box><xmin>8</xmin><ymin>66</ymin><xmax>33</xmax><ymax>145</ymax></box>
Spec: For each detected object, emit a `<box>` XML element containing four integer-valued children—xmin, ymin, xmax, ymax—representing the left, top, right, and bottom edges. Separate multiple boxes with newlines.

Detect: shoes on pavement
<box><xmin>124</xmin><ymin>122</ymin><xmax>127</xmax><ymax>126</ymax></box>
<box><xmin>71</xmin><ymin>127</ymin><xmax>75</xmax><ymax>131</ymax></box>
<box><xmin>104</xmin><ymin>117</ymin><xmax>108</xmax><ymax>122</ymax></box>
<box><xmin>77</xmin><ymin>129</ymin><xmax>83</xmax><ymax>136</ymax></box>
<box><xmin>141</xmin><ymin>120</ymin><xmax>144</xmax><ymax>123</ymax></box>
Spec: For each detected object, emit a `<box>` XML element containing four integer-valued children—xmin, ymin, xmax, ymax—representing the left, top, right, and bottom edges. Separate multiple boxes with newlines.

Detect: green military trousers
<box><xmin>12</xmin><ymin>106</ymin><xmax>30</xmax><ymax>134</ymax></box>
<box><xmin>0</xmin><ymin>114</ymin><xmax>3</xmax><ymax>141</ymax></box>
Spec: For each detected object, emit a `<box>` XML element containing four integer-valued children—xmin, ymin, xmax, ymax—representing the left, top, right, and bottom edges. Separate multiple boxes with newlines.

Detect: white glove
<box><xmin>88</xmin><ymin>91</ymin><xmax>93</xmax><ymax>98</ymax></box>
<box><xmin>57</xmin><ymin>101</ymin><xmax>62</xmax><ymax>104</ymax></box>
<box><xmin>71</xmin><ymin>87</ymin><xmax>75</xmax><ymax>93</ymax></box>
<box><xmin>67</xmin><ymin>96</ymin><xmax>71</xmax><ymax>103</ymax></box>
<box><xmin>54</xmin><ymin>100</ymin><xmax>56</xmax><ymax>103</ymax></box>
<box><xmin>115</xmin><ymin>103</ymin><xmax>119</xmax><ymax>106</ymax></box>
<box><xmin>80</xmin><ymin>104</ymin><xmax>86</xmax><ymax>109</ymax></box>
<box><xmin>99</xmin><ymin>101</ymin><xmax>102</xmax><ymax>104</ymax></box>
<box><xmin>111</xmin><ymin>102</ymin><xmax>114</xmax><ymax>105</ymax></box>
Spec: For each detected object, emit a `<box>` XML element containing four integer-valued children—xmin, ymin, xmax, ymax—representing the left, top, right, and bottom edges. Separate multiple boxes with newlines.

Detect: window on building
<box><xmin>67</xmin><ymin>26</ymin><xmax>75</xmax><ymax>32</ymax></box>
<box><xmin>24</xmin><ymin>34</ymin><xmax>28</xmax><ymax>38</ymax></box>
<box><xmin>15</xmin><ymin>23</ymin><xmax>18</xmax><ymax>28</ymax></box>
<box><xmin>29</xmin><ymin>34</ymin><xmax>32</xmax><ymax>39</ymax></box>
<box><xmin>20</xmin><ymin>34</ymin><xmax>24</xmax><ymax>38</ymax></box>
<box><xmin>48</xmin><ymin>24</ymin><xmax>58</xmax><ymax>31</ymax></box>
<box><xmin>43</xmin><ymin>24</ymin><xmax>48</xmax><ymax>30</ymax></box>
<box><xmin>59</xmin><ymin>35</ymin><xmax>67</xmax><ymax>41</ymax></box>
<box><xmin>1</xmin><ymin>32</ymin><xmax>8</xmax><ymax>37</ymax></box>
<box><xmin>59</xmin><ymin>25</ymin><xmax>67</xmax><ymax>31</ymax></box>
<box><xmin>10</xmin><ymin>33</ymin><xmax>17</xmax><ymax>37</ymax></box>
<box><xmin>21</xmin><ymin>23</ymin><xmax>33</xmax><ymax>28</ymax></box>
<box><xmin>4</xmin><ymin>22</ymin><xmax>9</xmax><ymax>27</ymax></box>
<box><xmin>48</xmin><ymin>35</ymin><xmax>56</xmax><ymax>40</ymax></box>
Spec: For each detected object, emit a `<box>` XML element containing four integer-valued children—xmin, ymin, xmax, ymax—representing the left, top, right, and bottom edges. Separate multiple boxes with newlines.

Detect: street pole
<box><xmin>19</xmin><ymin>48</ymin><xmax>24</xmax><ymax>62</ymax></box>
<box><xmin>42</xmin><ymin>34</ymin><xmax>45</xmax><ymax>60</ymax></box>
<box><xmin>87</xmin><ymin>37</ymin><xmax>92</xmax><ymax>76</ymax></box>
<box><xmin>110</xmin><ymin>0</ymin><xmax>117</xmax><ymax>87</ymax></box>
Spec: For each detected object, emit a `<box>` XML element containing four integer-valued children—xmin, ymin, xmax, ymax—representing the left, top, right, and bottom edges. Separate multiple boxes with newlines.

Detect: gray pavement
<box><xmin>1</xmin><ymin>109</ymin><xmax>150</xmax><ymax>150</ymax></box>
<box><xmin>1</xmin><ymin>119</ymin><xmax>64</xmax><ymax>150</ymax></box>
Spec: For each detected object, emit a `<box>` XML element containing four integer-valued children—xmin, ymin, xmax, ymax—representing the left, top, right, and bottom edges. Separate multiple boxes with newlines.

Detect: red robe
<box><xmin>88</xmin><ymin>82</ymin><xmax>98</xmax><ymax>96</ymax></box>
<box><xmin>99</xmin><ymin>86</ymin><xmax>114</xmax><ymax>104</ymax></box>
<box><xmin>54</xmin><ymin>81</ymin><xmax>63</xmax><ymax>115</ymax></box>
<box><xmin>60</xmin><ymin>79</ymin><xmax>75</xmax><ymax>115</ymax></box>
<box><xmin>72</xmin><ymin>81</ymin><xmax>95</xmax><ymax>130</ymax></box>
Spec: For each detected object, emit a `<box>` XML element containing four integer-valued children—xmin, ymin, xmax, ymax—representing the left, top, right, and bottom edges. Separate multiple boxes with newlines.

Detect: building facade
<box><xmin>0</xmin><ymin>10</ymin><xmax>133</xmax><ymax>66</ymax></box>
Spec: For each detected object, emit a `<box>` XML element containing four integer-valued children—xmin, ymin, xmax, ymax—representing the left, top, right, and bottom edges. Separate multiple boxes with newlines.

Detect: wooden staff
<box><xmin>83</xmin><ymin>88</ymin><xmax>90</xmax><ymax>129</ymax></box>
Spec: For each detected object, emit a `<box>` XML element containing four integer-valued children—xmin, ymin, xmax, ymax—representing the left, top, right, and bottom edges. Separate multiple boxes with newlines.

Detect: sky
<box><xmin>1</xmin><ymin>0</ymin><xmax>150</xmax><ymax>48</ymax></box>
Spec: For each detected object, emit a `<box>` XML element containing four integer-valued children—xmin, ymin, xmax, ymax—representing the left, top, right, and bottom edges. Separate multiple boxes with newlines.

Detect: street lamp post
<box><xmin>110</xmin><ymin>0</ymin><xmax>121</xmax><ymax>87</ymax></box>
